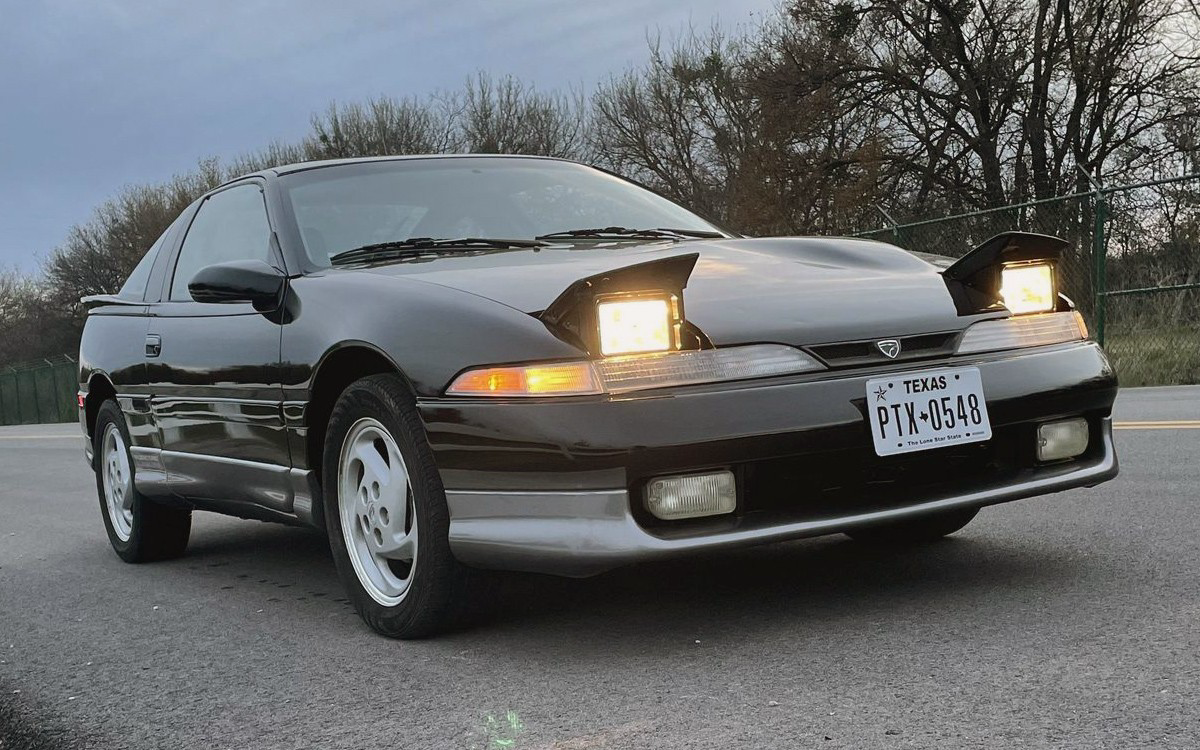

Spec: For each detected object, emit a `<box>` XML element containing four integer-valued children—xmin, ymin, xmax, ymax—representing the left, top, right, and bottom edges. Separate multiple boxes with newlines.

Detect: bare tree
<box><xmin>593</xmin><ymin>23</ymin><xmax>892</xmax><ymax>234</ymax></box>
<box><xmin>0</xmin><ymin>270</ymin><xmax>49</xmax><ymax>364</ymax></box>
<box><xmin>306</xmin><ymin>96</ymin><xmax>456</xmax><ymax>158</ymax></box>
<box><xmin>461</xmin><ymin>73</ymin><xmax>591</xmax><ymax>158</ymax></box>
<box><xmin>809</xmin><ymin>0</ymin><xmax>1200</xmax><ymax>212</ymax></box>
<box><xmin>226</xmin><ymin>141</ymin><xmax>309</xmax><ymax>177</ymax></box>
<box><xmin>7</xmin><ymin>5</ymin><xmax>1199</xmax><ymax>366</ymax></box>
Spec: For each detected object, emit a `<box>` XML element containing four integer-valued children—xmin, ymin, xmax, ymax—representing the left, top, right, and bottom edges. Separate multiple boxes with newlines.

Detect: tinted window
<box><xmin>169</xmin><ymin>184</ymin><xmax>271</xmax><ymax>301</ymax></box>
<box><xmin>281</xmin><ymin>158</ymin><xmax>723</xmax><ymax>266</ymax></box>
<box><xmin>118</xmin><ymin>230</ymin><xmax>167</xmax><ymax>300</ymax></box>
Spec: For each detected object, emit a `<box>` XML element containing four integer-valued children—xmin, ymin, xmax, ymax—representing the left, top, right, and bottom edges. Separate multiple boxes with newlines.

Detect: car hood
<box><xmin>346</xmin><ymin>237</ymin><xmax>971</xmax><ymax>346</ymax></box>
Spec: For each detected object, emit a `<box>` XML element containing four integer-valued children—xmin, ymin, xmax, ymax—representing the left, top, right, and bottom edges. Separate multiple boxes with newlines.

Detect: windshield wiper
<box><xmin>535</xmin><ymin>226</ymin><xmax>725</xmax><ymax>242</ymax></box>
<box><xmin>329</xmin><ymin>237</ymin><xmax>547</xmax><ymax>266</ymax></box>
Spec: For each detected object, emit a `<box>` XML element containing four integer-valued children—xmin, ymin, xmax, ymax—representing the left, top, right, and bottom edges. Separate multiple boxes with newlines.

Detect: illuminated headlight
<box><xmin>956</xmin><ymin>311</ymin><xmax>1087</xmax><ymax>355</ymax></box>
<box><xmin>645</xmin><ymin>470</ymin><xmax>736</xmax><ymax>520</ymax></box>
<box><xmin>596</xmin><ymin>295</ymin><xmax>678</xmax><ymax>356</ymax></box>
<box><xmin>446</xmin><ymin>345</ymin><xmax>825</xmax><ymax>397</ymax></box>
<box><xmin>1000</xmin><ymin>262</ymin><xmax>1056</xmax><ymax>314</ymax></box>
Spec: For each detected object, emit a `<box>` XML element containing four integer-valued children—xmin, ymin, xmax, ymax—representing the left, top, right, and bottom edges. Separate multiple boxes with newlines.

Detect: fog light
<box><xmin>1037</xmin><ymin>418</ymin><xmax>1089</xmax><ymax>462</ymax></box>
<box><xmin>644</xmin><ymin>470</ymin><xmax>736</xmax><ymax>520</ymax></box>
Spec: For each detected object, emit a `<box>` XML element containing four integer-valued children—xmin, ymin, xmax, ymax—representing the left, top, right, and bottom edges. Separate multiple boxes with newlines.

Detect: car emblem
<box><xmin>876</xmin><ymin>339</ymin><xmax>901</xmax><ymax>359</ymax></box>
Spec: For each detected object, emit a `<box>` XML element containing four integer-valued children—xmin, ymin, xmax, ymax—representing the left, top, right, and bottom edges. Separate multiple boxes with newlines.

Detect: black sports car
<box><xmin>78</xmin><ymin>155</ymin><xmax>1118</xmax><ymax>637</ymax></box>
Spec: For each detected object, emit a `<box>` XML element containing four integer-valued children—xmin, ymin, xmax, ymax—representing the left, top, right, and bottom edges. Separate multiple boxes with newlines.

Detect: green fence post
<box><xmin>875</xmin><ymin>205</ymin><xmax>901</xmax><ymax>247</ymax></box>
<box><xmin>17</xmin><ymin>369</ymin><xmax>34</xmax><ymax>424</ymax></box>
<box><xmin>51</xmin><ymin>360</ymin><xmax>73</xmax><ymax>423</ymax></box>
<box><xmin>0</xmin><ymin>371</ymin><xmax>8</xmax><ymax>425</ymax></box>
<box><xmin>62</xmin><ymin>360</ymin><xmax>78</xmax><ymax>423</ymax></box>
<box><xmin>32</xmin><ymin>363</ymin><xmax>46</xmax><ymax>424</ymax></box>
<box><xmin>1093</xmin><ymin>192</ymin><xmax>1108</xmax><ymax>345</ymax></box>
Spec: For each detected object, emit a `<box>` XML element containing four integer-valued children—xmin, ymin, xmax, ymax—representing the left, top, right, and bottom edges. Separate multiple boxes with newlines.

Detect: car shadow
<box><xmin>470</xmin><ymin>534</ymin><xmax>1075</xmax><ymax>630</ymax></box>
<box><xmin>174</xmin><ymin>512</ymin><xmax>1084</xmax><ymax>649</ymax></box>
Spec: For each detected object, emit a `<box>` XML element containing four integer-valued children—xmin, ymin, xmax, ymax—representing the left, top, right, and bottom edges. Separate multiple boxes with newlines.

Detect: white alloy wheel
<box><xmin>101</xmin><ymin>423</ymin><xmax>134</xmax><ymax>542</ymax></box>
<box><xmin>337</xmin><ymin>417</ymin><xmax>418</xmax><ymax>606</ymax></box>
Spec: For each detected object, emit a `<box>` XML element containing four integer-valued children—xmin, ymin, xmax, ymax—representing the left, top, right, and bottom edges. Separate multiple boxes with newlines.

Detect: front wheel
<box><xmin>844</xmin><ymin>507</ymin><xmax>979</xmax><ymax>546</ymax></box>
<box><xmin>93</xmin><ymin>400</ymin><xmax>191</xmax><ymax>562</ymax></box>
<box><xmin>322</xmin><ymin>373</ymin><xmax>468</xmax><ymax>638</ymax></box>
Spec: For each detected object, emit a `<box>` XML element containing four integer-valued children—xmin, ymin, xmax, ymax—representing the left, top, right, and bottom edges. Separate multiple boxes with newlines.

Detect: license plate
<box><xmin>866</xmin><ymin>367</ymin><xmax>991</xmax><ymax>456</ymax></box>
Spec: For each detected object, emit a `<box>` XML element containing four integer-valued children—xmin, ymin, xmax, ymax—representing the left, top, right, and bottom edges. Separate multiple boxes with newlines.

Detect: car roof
<box><xmin>246</xmin><ymin>153</ymin><xmax>576</xmax><ymax>181</ymax></box>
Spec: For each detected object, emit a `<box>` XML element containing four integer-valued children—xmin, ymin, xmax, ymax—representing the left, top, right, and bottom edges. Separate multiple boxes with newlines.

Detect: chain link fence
<box><xmin>857</xmin><ymin>173</ymin><xmax>1200</xmax><ymax>386</ymax></box>
<box><xmin>858</xmin><ymin>192</ymin><xmax>1101</xmax><ymax>321</ymax></box>
<box><xmin>1100</xmin><ymin>176</ymin><xmax>1200</xmax><ymax>386</ymax></box>
<box><xmin>0</xmin><ymin>354</ymin><xmax>78</xmax><ymax>426</ymax></box>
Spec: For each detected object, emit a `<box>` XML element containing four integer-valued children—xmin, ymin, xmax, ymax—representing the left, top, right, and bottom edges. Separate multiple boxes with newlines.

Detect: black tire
<box><xmin>93</xmin><ymin>400</ymin><xmax>191</xmax><ymax>562</ymax></box>
<box><xmin>321</xmin><ymin>373</ymin><xmax>468</xmax><ymax>639</ymax></box>
<box><xmin>844</xmin><ymin>507</ymin><xmax>979</xmax><ymax>546</ymax></box>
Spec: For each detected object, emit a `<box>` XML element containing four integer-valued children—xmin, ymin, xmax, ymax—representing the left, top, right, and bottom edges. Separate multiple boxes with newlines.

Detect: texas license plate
<box><xmin>866</xmin><ymin>367</ymin><xmax>992</xmax><ymax>456</ymax></box>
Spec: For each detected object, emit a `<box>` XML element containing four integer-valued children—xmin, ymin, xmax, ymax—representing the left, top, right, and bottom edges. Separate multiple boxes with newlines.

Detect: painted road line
<box><xmin>1114</xmin><ymin>420</ymin><xmax>1200</xmax><ymax>429</ymax></box>
<box><xmin>0</xmin><ymin>435</ymin><xmax>80</xmax><ymax>439</ymax></box>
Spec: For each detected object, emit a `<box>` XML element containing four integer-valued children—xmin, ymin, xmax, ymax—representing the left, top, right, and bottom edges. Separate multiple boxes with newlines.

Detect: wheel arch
<box><xmin>304</xmin><ymin>341</ymin><xmax>416</xmax><ymax>488</ymax></box>
<box><xmin>84</xmin><ymin>371</ymin><xmax>117</xmax><ymax>444</ymax></box>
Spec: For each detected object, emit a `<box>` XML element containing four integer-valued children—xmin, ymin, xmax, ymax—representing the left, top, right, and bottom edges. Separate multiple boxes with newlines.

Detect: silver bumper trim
<box><xmin>446</xmin><ymin>418</ymin><xmax>1118</xmax><ymax>577</ymax></box>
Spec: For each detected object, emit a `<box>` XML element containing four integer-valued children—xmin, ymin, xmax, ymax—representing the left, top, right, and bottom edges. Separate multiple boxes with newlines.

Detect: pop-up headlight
<box><xmin>445</xmin><ymin>251</ymin><xmax>825</xmax><ymax>398</ymax></box>
<box><xmin>596</xmin><ymin>294</ymin><xmax>680</xmax><ymax>356</ymax></box>
<box><xmin>942</xmin><ymin>233</ymin><xmax>1069</xmax><ymax>317</ymax></box>
<box><xmin>999</xmin><ymin>262</ymin><xmax>1056</xmax><ymax>314</ymax></box>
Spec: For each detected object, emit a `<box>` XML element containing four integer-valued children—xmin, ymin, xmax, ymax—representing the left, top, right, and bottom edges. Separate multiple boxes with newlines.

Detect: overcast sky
<box><xmin>0</xmin><ymin>0</ymin><xmax>777</xmax><ymax>272</ymax></box>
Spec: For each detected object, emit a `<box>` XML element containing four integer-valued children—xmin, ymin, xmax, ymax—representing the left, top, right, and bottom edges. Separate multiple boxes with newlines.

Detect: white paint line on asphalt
<box><xmin>0</xmin><ymin>435</ymin><xmax>79</xmax><ymax>439</ymax></box>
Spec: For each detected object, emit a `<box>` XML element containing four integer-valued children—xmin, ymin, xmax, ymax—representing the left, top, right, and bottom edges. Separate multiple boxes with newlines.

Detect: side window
<box><xmin>118</xmin><ymin>230</ymin><xmax>167</xmax><ymax>301</ymax></box>
<box><xmin>169</xmin><ymin>184</ymin><xmax>271</xmax><ymax>301</ymax></box>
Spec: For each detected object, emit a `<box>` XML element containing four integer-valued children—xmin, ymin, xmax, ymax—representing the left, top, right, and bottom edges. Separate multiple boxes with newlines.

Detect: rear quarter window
<box><xmin>117</xmin><ymin>230</ymin><xmax>167</xmax><ymax>301</ymax></box>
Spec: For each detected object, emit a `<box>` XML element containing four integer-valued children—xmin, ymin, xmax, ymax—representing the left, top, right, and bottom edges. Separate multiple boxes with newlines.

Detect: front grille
<box><xmin>740</xmin><ymin>423</ymin><xmax>1033</xmax><ymax>521</ymax></box>
<box><xmin>807</xmin><ymin>331</ymin><xmax>960</xmax><ymax>368</ymax></box>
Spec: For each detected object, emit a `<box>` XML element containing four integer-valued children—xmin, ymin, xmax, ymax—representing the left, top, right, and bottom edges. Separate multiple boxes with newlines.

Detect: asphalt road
<box><xmin>2</xmin><ymin>387</ymin><xmax>1198</xmax><ymax>749</ymax></box>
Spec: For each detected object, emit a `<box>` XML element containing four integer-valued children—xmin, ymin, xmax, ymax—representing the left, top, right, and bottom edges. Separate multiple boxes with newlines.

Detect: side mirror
<box><xmin>188</xmin><ymin>260</ymin><xmax>285</xmax><ymax>308</ymax></box>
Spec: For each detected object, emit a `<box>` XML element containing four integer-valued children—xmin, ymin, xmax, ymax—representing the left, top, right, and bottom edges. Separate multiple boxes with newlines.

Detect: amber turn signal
<box><xmin>445</xmin><ymin>362</ymin><xmax>603</xmax><ymax>397</ymax></box>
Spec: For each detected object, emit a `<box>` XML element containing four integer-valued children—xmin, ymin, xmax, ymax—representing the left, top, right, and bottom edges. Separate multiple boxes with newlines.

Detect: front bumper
<box><xmin>421</xmin><ymin>342</ymin><xmax>1119</xmax><ymax>576</ymax></box>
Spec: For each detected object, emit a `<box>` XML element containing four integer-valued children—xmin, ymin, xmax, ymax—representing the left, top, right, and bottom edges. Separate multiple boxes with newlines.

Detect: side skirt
<box><xmin>129</xmin><ymin>446</ymin><xmax>320</xmax><ymax>528</ymax></box>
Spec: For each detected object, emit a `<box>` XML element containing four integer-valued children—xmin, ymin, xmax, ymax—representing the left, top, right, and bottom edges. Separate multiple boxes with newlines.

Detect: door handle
<box><xmin>145</xmin><ymin>334</ymin><xmax>162</xmax><ymax>358</ymax></box>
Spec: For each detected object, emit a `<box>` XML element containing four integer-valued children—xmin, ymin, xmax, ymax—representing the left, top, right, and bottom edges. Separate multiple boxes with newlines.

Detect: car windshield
<box><xmin>280</xmin><ymin>157</ymin><xmax>726</xmax><ymax>267</ymax></box>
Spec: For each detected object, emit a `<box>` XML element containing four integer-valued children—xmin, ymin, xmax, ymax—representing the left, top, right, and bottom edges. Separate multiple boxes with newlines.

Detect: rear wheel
<box><xmin>844</xmin><ymin>507</ymin><xmax>979</xmax><ymax>546</ymax></box>
<box><xmin>93</xmin><ymin>400</ymin><xmax>191</xmax><ymax>562</ymax></box>
<box><xmin>322</xmin><ymin>373</ymin><xmax>467</xmax><ymax>639</ymax></box>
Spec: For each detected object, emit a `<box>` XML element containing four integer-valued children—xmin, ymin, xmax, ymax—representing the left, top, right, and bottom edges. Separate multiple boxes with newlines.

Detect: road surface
<box><xmin>1</xmin><ymin>387</ymin><xmax>1198</xmax><ymax>749</ymax></box>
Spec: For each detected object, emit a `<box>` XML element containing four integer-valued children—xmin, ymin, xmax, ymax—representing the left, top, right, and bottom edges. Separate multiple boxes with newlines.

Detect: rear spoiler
<box><xmin>80</xmin><ymin>294</ymin><xmax>142</xmax><ymax>309</ymax></box>
<box><xmin>943</xmin><ymin>232</ymin><xmax>1070</xmax><ymax>314</ymax></box>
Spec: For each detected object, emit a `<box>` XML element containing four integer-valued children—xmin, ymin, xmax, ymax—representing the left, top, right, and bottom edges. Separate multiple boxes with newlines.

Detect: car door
<box><xmin>145</xmin><ymin>180</ymin><xmax>293</xmax><ymax>511</ymax></box>
<box><xmin>95</xmin><ymin>210</ymin><xmax>194</xmax><ymax>496</ymax></box>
